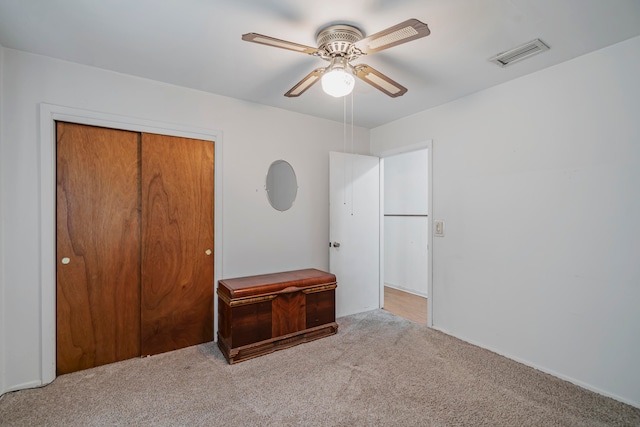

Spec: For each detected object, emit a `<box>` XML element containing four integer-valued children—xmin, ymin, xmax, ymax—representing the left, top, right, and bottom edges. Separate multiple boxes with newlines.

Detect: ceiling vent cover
<box><xmin>490</xmin><ymin>39</ymin><xmax>549</xmax><ymax>67</ymax></box>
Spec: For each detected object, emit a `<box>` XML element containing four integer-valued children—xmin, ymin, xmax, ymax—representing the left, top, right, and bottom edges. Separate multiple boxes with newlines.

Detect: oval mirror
<box><xmin>266</xmin><ymin>160</ymin><xmax>298</xmax><ymax>211</ymax></box>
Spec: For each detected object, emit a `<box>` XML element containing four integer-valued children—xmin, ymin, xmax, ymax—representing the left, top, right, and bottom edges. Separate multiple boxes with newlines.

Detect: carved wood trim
<box><xmin>302</xmin><ymin>283</ymin><xmax>337</xmax><ymax>294</ymax></box>
<box><xmin>217</xmin><ymin>322</ymin><xmax>338</xmax><ymax>364</ymax></box>
<box><xmin>217</xmin><ymin>291</ymin><xmax>277</xmax><ymax>307</ymax></box>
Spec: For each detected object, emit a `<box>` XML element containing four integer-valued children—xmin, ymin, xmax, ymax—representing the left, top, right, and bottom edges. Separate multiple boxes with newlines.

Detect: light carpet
<box><xmin>1</xmin><ymin>309</ymin><xmax>638</xmax><ymax>426</ymax></box>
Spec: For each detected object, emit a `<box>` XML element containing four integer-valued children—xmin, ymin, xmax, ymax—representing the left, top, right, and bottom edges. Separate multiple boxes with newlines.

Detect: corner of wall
<box><xmin>0</xmin><ymin>42</ymin><xmax>6</xmax><ymax>396</ymax></box>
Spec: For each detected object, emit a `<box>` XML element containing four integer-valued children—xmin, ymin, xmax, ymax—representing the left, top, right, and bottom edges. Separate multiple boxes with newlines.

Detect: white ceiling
<box><xmin>1</xmin><ymin>0</ymin><xmax>640</xmax><ymax>128</ymax></box>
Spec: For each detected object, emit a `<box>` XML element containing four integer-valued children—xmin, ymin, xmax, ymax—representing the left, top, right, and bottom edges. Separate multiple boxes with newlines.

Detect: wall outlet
<box><xmin>434</xmin><ymin>220</ymin><xmax>445</xmax><ymax>237</ymax></box>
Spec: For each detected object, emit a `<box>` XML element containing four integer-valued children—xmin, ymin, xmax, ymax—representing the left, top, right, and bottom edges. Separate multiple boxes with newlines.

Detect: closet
<box><xmin>56</xmin><ymin>122</ymin><xmax>214</xmax><ymax>375</ymax></box>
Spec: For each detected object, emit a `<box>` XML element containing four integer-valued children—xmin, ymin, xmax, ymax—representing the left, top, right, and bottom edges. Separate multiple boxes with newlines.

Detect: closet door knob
<box><xmin>205</xmin><ymin>249</ymin><xmax>212</xmax><ymax>256</ymax></box>
<box><xmin>61</xmin><ymin>257</ymin><xmax>71</xmax><ymax>265</ymax></box>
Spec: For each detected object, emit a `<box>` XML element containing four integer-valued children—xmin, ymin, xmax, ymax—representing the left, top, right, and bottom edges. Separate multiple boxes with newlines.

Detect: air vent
<box><xmin>489</xmin><ymin>39</ymin><xmax>549</xmax><ymax>67</ymax></box>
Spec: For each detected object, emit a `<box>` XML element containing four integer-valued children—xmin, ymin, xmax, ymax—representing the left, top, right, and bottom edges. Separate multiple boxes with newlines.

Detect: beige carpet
<box><xmin>1</xmin><ymin>309</ymin><xmax>638</xmax><ymax>426</ymax></box>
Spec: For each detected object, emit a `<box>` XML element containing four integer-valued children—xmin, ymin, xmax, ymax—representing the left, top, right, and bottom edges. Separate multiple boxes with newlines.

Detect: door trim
<box><xmin>377</xmin><ymin>140</ymin><xmax>433</xmax><ymax>327</ymax></box>
<box><xmin>39</xmin><ymin>103</ymin><xmax>223</xmax><ymax>385</ymax></box>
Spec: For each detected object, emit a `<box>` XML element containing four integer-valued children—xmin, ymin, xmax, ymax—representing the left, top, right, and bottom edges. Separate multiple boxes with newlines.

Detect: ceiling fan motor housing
<box><xmin>316</xmin><ymin>24</ymin><xmax>363</xmax><ymax>57</ymax></box>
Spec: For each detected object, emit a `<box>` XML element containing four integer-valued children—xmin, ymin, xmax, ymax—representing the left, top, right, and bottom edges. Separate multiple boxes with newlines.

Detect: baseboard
<box><xmin>430</xmin><ymin>325</ymin><xmax>640</xmax><ymax>409</ymax></box>
<box><xmin>1</xmin><ymin>379</ymin><xmax>44</xmax><ymax>397</ymax></box>
<box><xmin>384</xmin><ymin>284</ymin><xmax>427</xmax><ymax>298</ymax></box>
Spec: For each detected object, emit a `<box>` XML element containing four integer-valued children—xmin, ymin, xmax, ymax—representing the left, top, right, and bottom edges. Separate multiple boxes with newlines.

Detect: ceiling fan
<box><xmin>242</xmin><ymin>19</ymin><xmax>430</xmax><ymax>98</ymax></box>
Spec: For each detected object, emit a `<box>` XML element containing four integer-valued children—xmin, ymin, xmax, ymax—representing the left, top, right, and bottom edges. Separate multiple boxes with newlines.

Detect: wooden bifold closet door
<box><xmin>56</xmin><ymin>122</ymin><xmax>214</xmax><ymax>375</ymax></box>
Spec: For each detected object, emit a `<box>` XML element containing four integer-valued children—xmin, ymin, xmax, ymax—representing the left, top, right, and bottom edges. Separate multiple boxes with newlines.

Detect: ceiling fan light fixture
<box><xmin>322</xmin><ymin>69</ymin><xmax>355</xmax><ymax>97</ymax></box>
<box><xmin>321</xmin><ymin>56</ymin><xmax>354</xmax><ymax>97</ymax></box>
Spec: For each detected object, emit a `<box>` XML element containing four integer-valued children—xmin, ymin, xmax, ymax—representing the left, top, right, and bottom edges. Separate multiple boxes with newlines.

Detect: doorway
<box><xmin>379</xmin><ymin>142</ymin><xmax>433</xmax><ymax>326</ymax></box>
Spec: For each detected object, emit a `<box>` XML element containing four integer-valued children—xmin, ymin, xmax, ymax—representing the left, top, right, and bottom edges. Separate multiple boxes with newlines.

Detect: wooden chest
<box><xmin>217</xmin><ymin>268</ymin><xmax>338</xmax><ymax>364</ymax></box>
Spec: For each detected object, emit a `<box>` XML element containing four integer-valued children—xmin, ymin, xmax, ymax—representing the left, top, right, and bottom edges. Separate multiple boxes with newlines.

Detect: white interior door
<box><xmin>329</xmin><ymin>151</ymin><xmax>380</xmax><ymax>318</ymax></box>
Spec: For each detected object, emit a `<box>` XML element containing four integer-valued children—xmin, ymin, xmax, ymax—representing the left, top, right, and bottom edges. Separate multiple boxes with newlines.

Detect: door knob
<box><xmin>331</xmin><ymin>242</ymin><xmax>341</xmax><ymax>248</ymax></box>
<box><xmin>61</xmin><ymin>257</ymin><xmax>70</xmax><ymax>265</ymax></box>
<box><xmin>205</xmin><ymin>249</ymin><xmax>212</xmax><ymax>256</ymax></box>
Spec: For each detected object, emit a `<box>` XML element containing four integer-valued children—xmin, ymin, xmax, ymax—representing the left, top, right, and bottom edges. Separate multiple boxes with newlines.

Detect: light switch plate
<box><xmin>434</xmin><ymin>220</ymin><xmax>444</xmax><ymax>237</ymax></box>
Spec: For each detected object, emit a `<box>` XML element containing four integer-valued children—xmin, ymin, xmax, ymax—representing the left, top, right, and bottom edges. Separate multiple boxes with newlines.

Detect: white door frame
<box><xmin>377</xmin><ymin>140</ymin><xmax>433</xmax><ymax>327</ymax></box>
<box><xmin>38</xmin><ymin>103</ymin><xmax>223</xmax><ymax>385</ymax></box>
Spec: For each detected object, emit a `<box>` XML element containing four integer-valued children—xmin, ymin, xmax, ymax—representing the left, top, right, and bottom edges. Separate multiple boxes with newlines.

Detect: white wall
<box><xmin>0</xmin><ymin>48</ymin><xmax>369</xmax><ymax>394</ymax></box>
<box><xmin>371</xmin><ymin>35</ymin><xmax>640</xmax><ymax>407</ymax></box>
<box><xmin>384</xmin><ymin>150</ymin><xmax>428</xmax><ymax>296</ymax></box>
<box><xmin>383</xmin><ymin>150</ymin><xmax>428</xmax><ymax>214</ymax></box>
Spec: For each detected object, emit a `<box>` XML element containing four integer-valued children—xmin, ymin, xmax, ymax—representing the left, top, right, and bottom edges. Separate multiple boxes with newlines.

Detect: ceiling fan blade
<box><xmin>354</xmin><ymin>19</ymin><xmax>430</xmax><ymax>54</ymax></box>
<box><xmin>242</xmin><ymin>33</ymin><xmax>321</xmax><ymax>55</ymax></box>
<box><xmin>284</xmin><ymin>68</ymin><xmax>325</xmax><ymax>97</ymax></box>
<box><xmin>353</xmin><ymin>64</ymin><xmax>407</xmax><ymax>98</ymax></box>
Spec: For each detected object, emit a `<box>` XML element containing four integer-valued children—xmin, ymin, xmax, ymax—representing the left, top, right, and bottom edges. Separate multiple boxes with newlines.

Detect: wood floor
<box><xmin>383</xmin><ymin>286</ymin><xmax>427</xmax><ymax>325</ymax></box>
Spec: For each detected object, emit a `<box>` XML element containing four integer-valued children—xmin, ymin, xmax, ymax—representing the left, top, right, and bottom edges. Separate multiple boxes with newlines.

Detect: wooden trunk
<box><xmin>217</xmin><ymin>269</ymin><xmax>338</xmax><ymax>364</ymax></box>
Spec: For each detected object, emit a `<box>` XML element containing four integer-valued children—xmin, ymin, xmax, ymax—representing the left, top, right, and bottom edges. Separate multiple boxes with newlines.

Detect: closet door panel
<box><xmin>141</xmin><ymin>134</ymin><xmax>214</xmax><ymax>355</ymax></box>
<box><xmin>56</xmin><ymin>122</ymin><xmax>141</xmax><ymax>374</ymax></box>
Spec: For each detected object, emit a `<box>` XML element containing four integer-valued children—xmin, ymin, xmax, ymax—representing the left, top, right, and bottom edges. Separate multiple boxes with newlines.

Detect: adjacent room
<box><xmin>1</xmin><ymin>1</ymin><xmax>639</xmax><ymax>425</ymax></box>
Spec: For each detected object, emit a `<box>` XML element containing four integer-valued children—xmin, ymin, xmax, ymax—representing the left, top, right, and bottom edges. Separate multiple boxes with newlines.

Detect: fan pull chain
<box><xmin>350</xmin><ymin>92</ymin><xmax>355</xmax><ymax>216</ymax></box>
<box><xmin>351</xmin><ymin>91</ymin><xmax>355</xmax><ymax>154</ymax></box>
<box><xmin>343</xmin><ymin>94</ymin><xmax>347</xmax><ymax>205</ymax></box>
